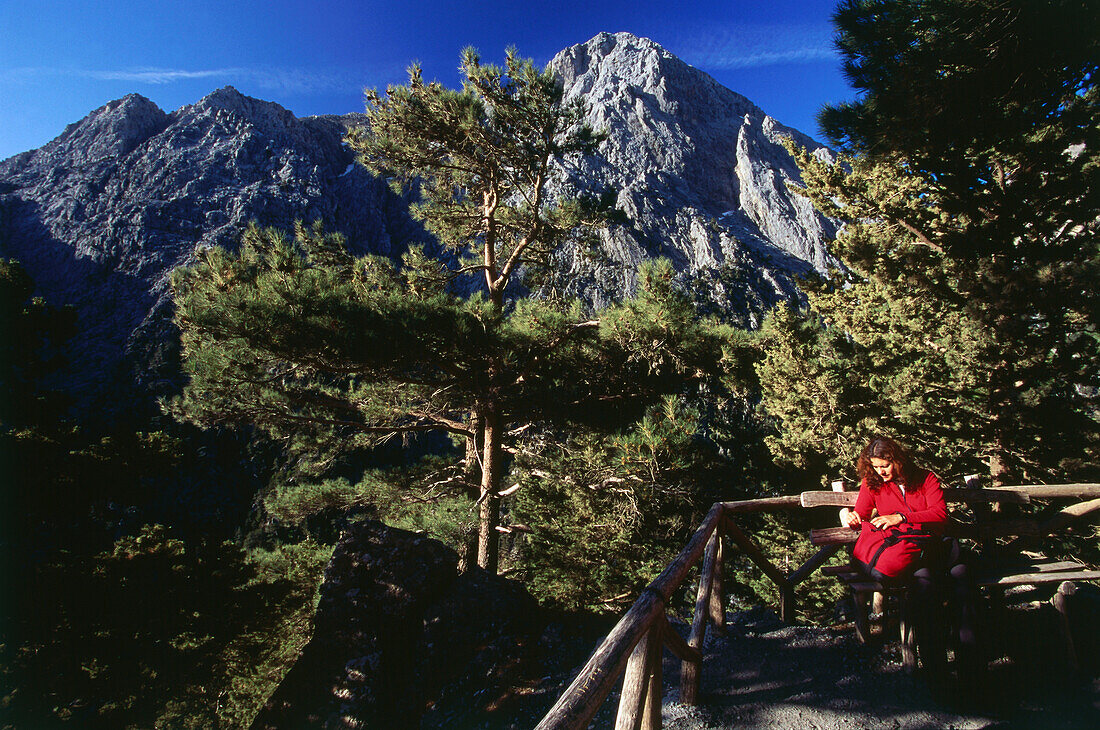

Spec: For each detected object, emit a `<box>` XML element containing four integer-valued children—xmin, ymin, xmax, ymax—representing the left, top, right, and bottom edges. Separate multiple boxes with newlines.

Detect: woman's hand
<box><xmin>870</xmin><ymin>513</ymin><xmax>905</xmax><ymax>530</ymax></box>
<box><xmin>843</xmin><ymin>509</ymin><xmax>862</xmax><ymax>528</ymax></box>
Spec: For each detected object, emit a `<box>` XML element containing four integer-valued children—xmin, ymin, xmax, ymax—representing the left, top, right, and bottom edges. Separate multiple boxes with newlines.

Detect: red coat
<box><xmin>852</xmin><ymin>470</ymin><xmax>947</xmax><ymax>577</ymax></box>
<box><xmin>853</xmin><ymin>470</ymin><xmax>947</xmax><ymax>530</ymax></box>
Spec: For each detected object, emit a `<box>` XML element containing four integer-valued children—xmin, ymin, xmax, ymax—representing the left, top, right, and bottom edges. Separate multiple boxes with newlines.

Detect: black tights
<box><xmin>864</xmin><ymin>562</ymin><xmax>980</xmax><ymax>675</ymax></box>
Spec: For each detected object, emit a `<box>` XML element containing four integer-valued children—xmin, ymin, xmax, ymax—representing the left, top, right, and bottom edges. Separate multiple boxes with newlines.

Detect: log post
<box><xmin>616</xmin><ymin>626</ymin><xmax>657</xmax><ymax>730</ymax></box>
<box><xmin>680</xmin><ymin>531</ymin><xmax>720</xmax><ymax>704</ymax></box>
<box><xmin>536</xmin><ymin>504</ymin><xmax>723</xmax><ymax>730</ymax></box>
<box><xmin>898</xmin><ymin>597</ymin><xmax>918</xmax><ymax>672</ymax></box>
<box><xmin>851</xmin><ymin>586</ymin><xmax>872</xmax><ymax>644</ymax></box>
<box><xmin>642</xmin><ymin>630</ymin><xmax>663</xmax><ymax>730</ymax></box>
<box><xmin>707</xmin><ymin>535</ymin><xmax>726</xmax><ymax>635</ymax></box>
<box><xmin>1051</xmin><ymin>581</ymin><xmax>1079</xmax><ymax>672</ymax></box>
<box><xmin>965</xmin><ymin>473</ymin><xmax>995</xmax><ymax>534</ymax></box>
<box><xmin>780</xmin><ymin>583</ymin><xmax>797</xmax><ymax>624</ymax></box>
<box><xmin>535</xmin><ymin>588</ymin><xmax>666</xmax><ymax>730</ymax></box>
<box><xmin>986</xmin><ymin>586</ymin><xmax>1007</xmax><ymax>660</ymax></box>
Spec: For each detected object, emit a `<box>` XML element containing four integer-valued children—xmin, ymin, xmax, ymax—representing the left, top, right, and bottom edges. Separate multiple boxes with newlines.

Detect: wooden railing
<box><xmin>534</xmin><ymin>483</ymin><xmax>1100</xmax><ymax>730</ymax></box>
<box><xmin>533</xmin><ymin>496</ymin><xmax>803</xmax><ymax>730</ymax></box>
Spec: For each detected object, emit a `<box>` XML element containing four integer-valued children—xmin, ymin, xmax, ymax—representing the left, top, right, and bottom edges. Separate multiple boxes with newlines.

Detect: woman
<box><xmin>845</xmin><ymin>436</ymin><xmax>977</xmax><ymax>680</ymax></box>
<box><xmin>846</xmin><ymin>436</ymin><xmax>947</xmax><ymax>580</ymax></box>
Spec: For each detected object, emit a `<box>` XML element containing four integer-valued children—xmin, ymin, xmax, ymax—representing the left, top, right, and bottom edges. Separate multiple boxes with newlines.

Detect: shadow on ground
<box><xmin>660</xmin><ymin>606</ymin><xmax>1100</xmax><ymax>730</ymax></box>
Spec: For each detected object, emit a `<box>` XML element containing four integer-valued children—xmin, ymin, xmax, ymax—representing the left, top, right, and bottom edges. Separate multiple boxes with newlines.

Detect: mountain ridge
<box><xmin>0</xmin><ymin>32</ymin><xmax>838</xmax><ymax>416</ymax></box>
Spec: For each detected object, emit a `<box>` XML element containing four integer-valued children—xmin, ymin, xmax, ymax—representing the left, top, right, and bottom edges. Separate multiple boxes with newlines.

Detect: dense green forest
<box><xmin>2</xmin><ymin>0</ymin><xmax>1097</xmax><ymax>727</ymax></box>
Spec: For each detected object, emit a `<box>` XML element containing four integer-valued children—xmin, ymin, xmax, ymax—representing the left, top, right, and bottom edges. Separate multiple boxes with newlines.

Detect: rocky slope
<box><xmin>0</xmin><ymin>33</ymin><xmax>838</xmax><ymax>416</ymax></box>
<box><xmin>547</xmin><ymin>32</ymin><xmax>838</xmax><ymax>318</ymax></box>
<box><xmin>250</xmin><ymin>521</ymin><xmax>547</xmax><ymax>730</ymax></box>
<box><xmin>0</xmin><ymin>88</ymin><xmax>424</xmax><ymax>415</ymax></box>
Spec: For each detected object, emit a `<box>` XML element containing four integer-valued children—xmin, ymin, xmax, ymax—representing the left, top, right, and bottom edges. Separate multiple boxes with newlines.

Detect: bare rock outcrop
<box><xmin>251</xmin><ymin>521</ymin><xmax>543</xmax><ymax>730</ymax></box>
<box><xmin>549</xmin><ymin>32</ymin><xmax>839</xmax><ymax>323</ymax></box>
<box><xmin>0</xmin><ymin>88</ymin><xmax>424</xmax><ymax>416</ymax></box>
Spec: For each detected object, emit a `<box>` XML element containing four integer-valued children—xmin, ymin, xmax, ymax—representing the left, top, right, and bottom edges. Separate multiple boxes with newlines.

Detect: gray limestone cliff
<box><xmin>0</xmin><ymin>33</ymin><xmax>838</xmax><ymax>416</ymax></box>
<box><xmin>0</xmin><ymin>88</ymin><xmax>425</xmax><ymax>415</ymax></box>
<box><xmin>548</xmin><ymin>32</ymin><xmax>838</xmax><ymax>321</ymax></box>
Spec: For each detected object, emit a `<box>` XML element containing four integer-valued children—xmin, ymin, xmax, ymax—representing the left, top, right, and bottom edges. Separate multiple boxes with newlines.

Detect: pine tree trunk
<box><xmin>457</xmin><ymin>528</ymin><xmax>479</xmax><ymax>573</ymax></box>
<box><xmin>989</xmin><ymin>448</ymin><xmax>1009</xmax><ymax>489</ymax></box>
<box><xmin>989</xmin><ymin>415</ymin><xmax>1009</xmax><ymax>488</ymax></box>
<box><xmin>477</xmin><ymin>405</ymin><xmax>503</xmax><ymax>574</ymax></box>
<box><xmin>988</xmin><ymin>371</ymin><xmax>1012</xmax><ymax>489</ymax></box>
<box><xmin>463</xmin><ymin>412</ymin><xmax>484</xmax><ymax>495</ymax></box>
<box><xmin>457</xmin><ymin>413</ymin><xmax>485</xmax><ymax>573</ymax></box>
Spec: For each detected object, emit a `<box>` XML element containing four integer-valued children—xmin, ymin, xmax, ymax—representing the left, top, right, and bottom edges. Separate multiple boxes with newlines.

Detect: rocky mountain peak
<box><xmin>546</xmin><ymin>33</ymin><xmax>838</xmax><ymax>316</ymax></box>
<box><xmin>5</xmin><ymin>93</ymin><xmax>168</xmax><ymax>176</ymax></box>
<box><xmin>554</xmin><ymin>32</ymin><xmax>761</xmax><ymax>124</ymax></box>
<box><xmin>0</xmin><ymin>88</ymin><xmax>418</xmax><ymax>417</ymax></box>
<box><xmin>192</xmin><ymin>84</ymin><xmax>251</xmax><ymax>109</ymax></box>
<box><xmin>170</xmin><ymin>86</ymin><xmax>302</xmax><ymax>142</ymax></box>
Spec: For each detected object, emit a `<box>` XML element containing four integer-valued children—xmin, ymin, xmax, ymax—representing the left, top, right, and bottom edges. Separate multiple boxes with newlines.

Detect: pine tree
<box><xmin>0</xmin><ymin>259</ymin><xmax>181</xmax><ymax>542</ymax></box>
<box><xmin>511</xmin><ymin>396</ymin><xmax>734</xmax><ymax>612</ymax></box>
<box><xmin>170</xmin><ymin>50</ymin><xmax>735</xmax><ymax>573</ymax></box>
<box><xmin>759</xmin><ymin>0</ymin><xmax>1100</xmax><ymax>483</ymax></box>
<box><xmin>0</xmin><ymin>258</ymin><xmax>77</xmax><ymax>429</ymax></box>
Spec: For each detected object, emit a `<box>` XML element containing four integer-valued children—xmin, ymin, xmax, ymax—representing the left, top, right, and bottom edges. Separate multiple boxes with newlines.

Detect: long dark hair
<box><xmin>857</xmin><ymin>436</ymin><xmax>921</xmax><ymax>491</ymax></box>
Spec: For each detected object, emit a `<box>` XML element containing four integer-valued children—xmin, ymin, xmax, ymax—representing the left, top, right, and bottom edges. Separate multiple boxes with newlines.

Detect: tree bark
<box><xmin>477</xmin><ymin>404</ymin><xmax>503</xmax><ymax>573</ymax></box>
<box><xmin>989</xmin><ymin>435</ymin><xmax>1009</xmax><ymax>515</ymax></box>
<box><xmin>463</xmin><ymin>412</ymin><xmax>484</xmax><ymax>492</ymax></box>
<box><xmin>989</xmin><ymin>449</ymin><xmax>1009</xmax><ymax>488</ymax></box>
<box><xmin>456</xmin><ymin>413</ymin><xmax>485</xmax><ymax>573</ymax></box>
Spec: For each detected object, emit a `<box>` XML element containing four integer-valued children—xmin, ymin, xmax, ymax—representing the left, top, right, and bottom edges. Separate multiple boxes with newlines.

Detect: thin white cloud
<box><xmin>698</xmin><ymin>46</ymin><xmax>836</xmax><ymax>70</ymax></box>
<box><xmin>86</xmin><ymin>67</ymin><xmax>248</xmax><ymax>84</ymax></box>
<box><xmin>676</xmin><ymin>23</ymin><xmax>837</xmax><ymax>71</ymax></box>
<box><xmin>0</xmin><ymin>65</ymin><xmax>374</xmax><ymax>97</ymax></box>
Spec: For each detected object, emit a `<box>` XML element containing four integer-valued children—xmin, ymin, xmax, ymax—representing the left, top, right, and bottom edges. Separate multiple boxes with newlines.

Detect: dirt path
<box><xmin>429</xmin><ymin>601</ymin><xmax>1099</xmax><ymax>729</ymax></box>
<box><xmin>660</xmin><ymin>607</ymin><xmax>1100</xmax><ymax>730</ymax></box>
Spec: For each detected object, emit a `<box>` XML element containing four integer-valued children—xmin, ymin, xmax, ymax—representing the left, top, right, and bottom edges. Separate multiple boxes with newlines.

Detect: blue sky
<box><xmin>0</xmin><ymin>0</ymin><xmax>853</xmax><ymax>161</ymax></box>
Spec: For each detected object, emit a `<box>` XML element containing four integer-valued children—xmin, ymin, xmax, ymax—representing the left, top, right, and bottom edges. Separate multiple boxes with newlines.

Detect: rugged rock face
<box><xmin>251</xmin><ymin>521</ymin><xmax>544</xmax><ymax>729</ymax></box>
<box><xmin>0</xmin><ymin>88</ymin><xmax>425</xmax><ymax>416</ymax></box>
<box><xmin>548</xmin><ymin>32</ymin><xmax>839</xmax><ymax>321</ymax></box>
<box><xmin>0</xmin><ymin>33</ymin><xmax>838</xmax><ymax>416</ymax></box>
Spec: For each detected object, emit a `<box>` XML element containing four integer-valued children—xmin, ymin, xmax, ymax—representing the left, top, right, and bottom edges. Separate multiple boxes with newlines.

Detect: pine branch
<box><xmin>510</xmin><ymin>319</ymin><xmax>600</xmax><ymax>385</ymax></box>
<box><xmin>496</xmin><ymin>161</ymin><xmax>548</xmax><ymax>286</ymax></box>
<box><xmin>892</xmin><ymin>215</ymin><xmax>944</xmax><ymax>253</ymax></box>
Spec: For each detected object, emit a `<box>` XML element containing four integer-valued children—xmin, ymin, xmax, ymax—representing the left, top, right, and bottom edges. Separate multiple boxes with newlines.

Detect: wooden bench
<box><xmin>803</xmin><ymin>481</ymin><xmax>1100</xmax><ymax>672</ymax></box>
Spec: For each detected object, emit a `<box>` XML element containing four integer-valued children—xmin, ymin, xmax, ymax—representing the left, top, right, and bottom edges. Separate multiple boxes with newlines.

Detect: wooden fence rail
<box><xmin>534</xmin><ymin>496</ymin><xmax>802</xmax><ymax>730</ymax></box>
<box><xmin>535</xmin><ymin>483</ymin><xmax>1100</xmax><ymax>730</ymax></box>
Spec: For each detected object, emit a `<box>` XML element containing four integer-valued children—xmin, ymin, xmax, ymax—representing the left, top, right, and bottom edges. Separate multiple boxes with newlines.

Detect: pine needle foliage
<box><xmin>0</xmin><ymin>525</ymin><xmax>330</xmax><ymax>729</ymax></box>
<box><xmin>511</xmin><ymin>397</ymin><xmax>728</xmax><ymax>614</ymax></box>
<box><xmin>264</xmin><ymin>453</ymin><xmax>477</xmax><ymax>550</ymax></box>
<box><xmin>0</xmin><ymin>262</ymin><xmax>328</xmax><ymax>729</ymax></box>
<box><xmin>345</xmin><ymin>46</ymin><xmax>608</xmax><ymax>302</ymax></box>
<box><xmin>0</xmin><ymin>258</ymin><xmax>77</xmax><ymax>429</ymax></box>
<box><xmin>759</xmin><ymin>0</ymin><xmax>1100</xmax><ymax>483</ymax></box>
